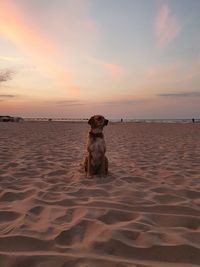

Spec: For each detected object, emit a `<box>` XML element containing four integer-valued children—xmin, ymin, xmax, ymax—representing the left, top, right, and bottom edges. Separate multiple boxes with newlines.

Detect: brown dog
<box><xmin>84</xmin><ymin>115</ymin><xmax>109</xmax><ymax>177</ymax></box>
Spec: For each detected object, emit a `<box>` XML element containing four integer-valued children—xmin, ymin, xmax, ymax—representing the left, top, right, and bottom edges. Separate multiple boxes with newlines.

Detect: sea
<box><xmin>23</xmin><ymin>118</ymin><xmax>199</xmax><ymax>123</ymax></box>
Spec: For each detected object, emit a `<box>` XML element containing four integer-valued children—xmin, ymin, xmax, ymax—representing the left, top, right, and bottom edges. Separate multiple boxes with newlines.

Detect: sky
<box><xmin>0</xmin><ymin>0</ymin><xmax>200</xmax><ymax>119</ymax></box>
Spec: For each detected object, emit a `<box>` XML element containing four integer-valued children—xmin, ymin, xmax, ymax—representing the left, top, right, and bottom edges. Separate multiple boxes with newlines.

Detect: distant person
<box><xmin>192</xmin><ymin>118</ymin><xmax>195</xmax><ymax>123</ymax></box>
<box><xmin>121</xmin><ymin>118</ymin><xmax>123</xmax><ymax>123</ymax></box>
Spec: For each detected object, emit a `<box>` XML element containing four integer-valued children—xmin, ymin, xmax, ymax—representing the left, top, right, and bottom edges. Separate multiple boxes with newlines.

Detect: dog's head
<box><xmin>88</xmin><ymin>115</ymin><xmax>108</xmax><ymax>129</ymax></box>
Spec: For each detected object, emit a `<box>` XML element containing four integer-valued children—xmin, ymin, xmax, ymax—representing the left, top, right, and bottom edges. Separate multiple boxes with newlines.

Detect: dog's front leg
<box><xmin>87</xmin><ymin>153</ymin><xmax>93</xmax><ymax>178</ymax></box>
<box><xmin>105</xmin><ymin>156</ymin><xmax>108</xmax><ymax>175</ymax></box>
<box><xmin>84</xmin><ymin>156</ymin><xmax>88</xmax><ymax>173</ymax></box>
<box><xmin>99</xmin><ymin>155</ymin><xmax>108</xmax><ymax>177</ymax></box>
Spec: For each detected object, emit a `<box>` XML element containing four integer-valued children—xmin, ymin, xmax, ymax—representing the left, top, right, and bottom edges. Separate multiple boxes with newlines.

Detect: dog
<box><xmin>84</xmin><ymin>115</ymin><xmax>109</xmax><ymax>177</ymax></box>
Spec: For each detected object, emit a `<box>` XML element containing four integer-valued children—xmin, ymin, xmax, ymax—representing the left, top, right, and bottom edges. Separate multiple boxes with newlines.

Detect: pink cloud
<box><xmin>0</xmin><ymin>1</ymin><xmax>87</xmax><ymax>95</ymax></box>
<box><xmin>146</xmin><ymin>57</ymin><xmax>200</xmax><ymax>86</ymax></box>
<box><xmin>155</xmin><ymin>3</ymin><xmax>181</xmax><ymax>48</ymax></box>
<box><xmin>90</xmin><ymin>57</ymin><xmax>123</xmax><ymax>79</ymax></box>
<box><xmin>146</xmin><ymin>63</ymin><xmax>179</xmax><ymax>78</ymax></box>
<box><xmin>145</xmin><ymin>62</ymin><xmax>183</xmax><ymax>82</ymax></box>
<box><xmin>101</xmin><ymin>61</ymin><xmax>123</xmax><ymax>79</ymax></box>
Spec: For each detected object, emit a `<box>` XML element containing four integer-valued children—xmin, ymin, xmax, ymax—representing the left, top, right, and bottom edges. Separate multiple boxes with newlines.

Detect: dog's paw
<box><xmin>86</xmin><ymin>174</ymin><xmax>93</xmax><ymax>179</ymax></box>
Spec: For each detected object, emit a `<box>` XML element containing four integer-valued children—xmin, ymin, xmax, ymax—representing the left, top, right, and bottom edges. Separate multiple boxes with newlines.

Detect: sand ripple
<box><xmin>0</xmin><ymin>122</ymin><xmax>200</xmax><ymax>266</ymax></box>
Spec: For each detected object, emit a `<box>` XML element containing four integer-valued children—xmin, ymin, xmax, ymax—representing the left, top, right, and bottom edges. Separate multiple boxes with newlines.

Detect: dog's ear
<box><xmin>104</xmin><ymin>119</ymin><xmax>109</xmax><ymax>126</ymax></box>
<box><xmin>88</xmin><ymin>116</ymin><xmax>94</xmax><ymax>126</ymax></box>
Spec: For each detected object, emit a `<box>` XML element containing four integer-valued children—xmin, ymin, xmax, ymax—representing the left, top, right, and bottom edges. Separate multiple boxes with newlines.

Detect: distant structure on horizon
<box><xmin>0</xmin><ymin>116</ymin><xmax>24</xmax><ymax>122</ymax></box>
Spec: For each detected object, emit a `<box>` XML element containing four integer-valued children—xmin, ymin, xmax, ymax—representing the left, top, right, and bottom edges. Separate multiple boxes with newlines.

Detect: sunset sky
<box><xmin>0</xmin><ymin>0</ymin><xmax>200</xmax><ymax>119</ymax></box>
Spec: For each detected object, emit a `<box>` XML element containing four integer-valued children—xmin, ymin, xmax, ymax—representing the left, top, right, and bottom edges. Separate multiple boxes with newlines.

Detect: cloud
<box><xmin>55</xmin><ymin>100</ymin><xmax>85</xmax><ymax>106</ymax></box>
<box><xmin>0</xmin><ymin>0</ymin><xmax>79</xmax><ymax>93</ymax></box>
<box><xmin>53</xmin><ymin>97</ymin><xmax>146</xmax><ymax>107</ymax></box>
<box><xmin>158</xmin><ymin>91</ymin><xmax>200</xmax><ymax>97</ymax></box>
<box><xmin>146</xmin><ymin>63</ymin><xmax>180</xmax><ymax>78</ymax></box>
<box><xmin>0</xmin><ymin>94</ymin><xmax>18</xmax><ymax>102</ymax></box>
<box><xmin>145</xmin><ymin>58</ymin><xmax>200</xmax><ymax>85</ymax></box>
<box><xmin>0</xmin><ymin>94</ymin><xmax>17</xmax><ymax>98</ymax></box>
<box><xmin>89</xmin><ymin>57</ymin><xmax>123</xmax><ymax>79</ymax></box>
<box><xmin>0</xmin><ymin>69</ymin><xmax>15</xmax><ymax>83</ymax></box>
<box><xmin>103</xmin><ymin>99</ymin><xmax>146</xmax><ymax>105</ymax></box>
<box><xmin>155</xmin><ymin>3</ymin><xmax>181</xmax><ymax>48</ymax></box>
<box><xmin>145</xmin><ymin>61</ymin><xmax>184</xmax><ymax>84</ymax></box>
<box><xmin>0</xmin><ymin>56</ymin><xmax>23</xmax><ymax>62</ymax></box>
<box><xmin>101</xmin><ymin>62</ymin><xmax>123</xmax><ymax>79</ymax></box>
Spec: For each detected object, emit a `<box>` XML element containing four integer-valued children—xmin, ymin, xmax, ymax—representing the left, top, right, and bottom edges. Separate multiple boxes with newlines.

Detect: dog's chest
<box><xmin>88</xmin><ymin>138</ymin><xmax>105</xmax><ymax>154</ymax></box>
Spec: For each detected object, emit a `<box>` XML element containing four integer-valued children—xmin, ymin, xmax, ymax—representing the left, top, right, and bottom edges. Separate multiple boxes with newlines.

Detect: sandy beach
<box><xmin>0</xmin><ymin>121</ymin><xmax>200</xmax><ymax>267</ymax></box>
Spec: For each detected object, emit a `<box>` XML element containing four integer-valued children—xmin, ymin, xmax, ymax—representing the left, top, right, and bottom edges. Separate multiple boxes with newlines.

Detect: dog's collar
<box><xmin>89</xmin><ymin>131</ymin><xmax>104</xmax><ymax>139</ymax></box>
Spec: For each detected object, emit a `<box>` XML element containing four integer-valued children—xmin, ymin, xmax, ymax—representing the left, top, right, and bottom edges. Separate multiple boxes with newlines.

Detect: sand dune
<box><xmin>0</xmin><ymin>122</ymin><xmax>200</xmax><ymax>266</ymax></box>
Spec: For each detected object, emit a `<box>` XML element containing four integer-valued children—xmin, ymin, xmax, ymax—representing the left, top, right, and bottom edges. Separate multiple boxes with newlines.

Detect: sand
<box><xmin>0</xmin><ymin>121</ymin><xmax>200</xmax><ymax>267</ymax></box>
